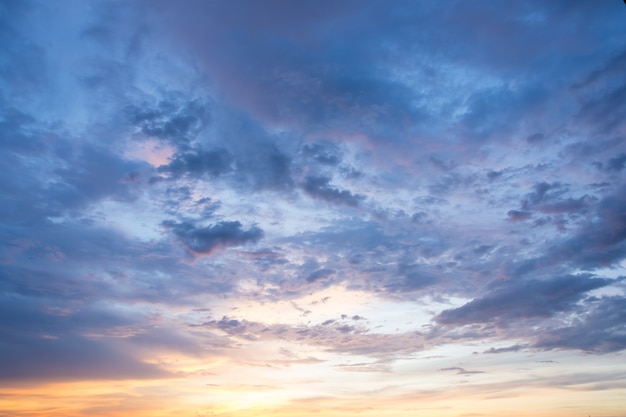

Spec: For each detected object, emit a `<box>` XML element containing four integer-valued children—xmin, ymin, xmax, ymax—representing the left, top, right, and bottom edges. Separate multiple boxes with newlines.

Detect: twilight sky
<box><xmin>1</xmin><ymin>1</ymin><xmax>626</xmax><ymax>416</ymax></box>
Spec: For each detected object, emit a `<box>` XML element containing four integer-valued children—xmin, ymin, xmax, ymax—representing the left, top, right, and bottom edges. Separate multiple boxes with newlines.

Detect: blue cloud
<box><xmin>164</xmin><ymin>220</ymin><xmax>264</xmax><ymax>255</ymax></box>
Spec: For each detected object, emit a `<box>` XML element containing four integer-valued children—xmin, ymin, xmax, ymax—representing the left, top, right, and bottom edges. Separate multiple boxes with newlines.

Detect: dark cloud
<box><xmin>303</xmin><ymin>175</ymin><xmax>364</xmax><ymax>207</ymax></box>
<box><xmin>385</xmin><ymin>263</ymin><xmax>439</xmax><ymax>293</ymax></box>
<box><xmin>534</xmin><ymin>196</ymin><xmax>595</xmax><ymax>215</ymax></box>
<box><xmin>0</xmin><ymin>116</ymin><xmax>151</xmax><ymax>224</ymax></box>
<box><xmin>411</xmin><ymin>211</ymin><xmax>427</xmax><ymax>223</ymax></box>
<box><xmin>538</xmin><ymin>185</ymin><xmax>626</xmax><ymax>269</ymax></box>
<box><xmin>436</xmin><ymin>275</ymin><xmax>610</xmax><ymax>326</ymax></box>
<box><xmin>244</xmin><ymin>143</ymin><xmax>293</xmax><ymax>191</ymax></box>
<box><xmin>521</xmin><ymin>182</ymin><xmax>567</xmax><ymax>208</ymax></box>
<box><xmin>533</xmin><ymin>295</ymin><xmax>626</xmax><ymax>353</ymax></box>
<box><xmin>0</xmin><ymin>1</ymin><xmax>48</xmax><ymax>98</ymax></box>
<box><xmin>159</xmin><ymin>148</ymin><xmax>233</xmax><ymax>178</ymax></box>
<box><xmin>152</xmin><ymin>0</ymin><xmax>623</xmax><ymax>149</ymax></box>
<box><xmin>486</xmin><ymin>169</ymin><xmax>504</xmax><ymax>181</ymax></box>
<box><xmin>526</xmin><ymin>133</ymin><xmax>545</xmax><ymax>144</ymax></box>
<box><xmin>150</xmin><ymin>0</ymin><xmax>423</xmax><ymax>141</ymax></box>
<box><xmin>571</xmin><ymin>49</ymin><xmax>626</xmax><ymax>135</ymax></box>
<box><xmin>0</xmin><ymin>218</ymin><xmax>221</xmax><ymax>307</ymax></box>
<box><xmin>301</xmin><ymin>142</ymin><xmax>342</xmax><ymax>166</ymax></box>
<box><xmin>126</xmin><ymin>94</ymin><xmax>210</xmax><ymax>145</ymax></box>
<box><xmin>605</xmin><ymin>153</ymin><xmax>626</xmax><ymax>172</ymax></box>
<box><xmin>238</xmin><ymin>248</ymin><xmax>288</xmax><ymax>271</ymax></box>
<box><xmin>164</xmin><ymin>220</ymin><xmax>264</xmax><ymax>256</ymax></box>
<box><xmin>0</xmin><ymin>104</ymin><xmax>45</xmax><ymax>155</ymax></box>
<box><xmin>429</xmin><ymin>156</ymin><xmax>456</xmax><ymax>172</ymax></box>
<box><xmin>578</xmin><ymin>85</ymin><xmax>626</xmax><ymax>134</ymax></box>
<box><xmin>427</xmin><ymin>172</ymin><xmax>477</xmax><ymax>195</ymax></box>
<box><xmin>49</xmin><ymin>144</ymin><xmax>151</xmax><ymax>213</ymax></box>
<box><xmin>217</xmin><ymin>118</ymin><xmax>295</xmax><ymax>191</ymax></box>
<box><xmin>507</xmin><ymin>182</ymin><xmax>595</xmax><ymax>224</ymax></box>
<box><xmin>483</xmin><ymin>344</ymin><xmax>527</xmax><ymax>354</ymax></box>
<box><xmin>0</xmin><ymin>294</ymin><xmax>177</xmax><ymax>382</ymax></box>
<box><xmin>0</xmin><ymin>336</ymin><xmax>171</xmax><ymax>382</ymax></box>
<box><xmin>499</xmin><ymin>184</ymin><xmax>626</xmax><ymax>286</ymax></box>
<box><xmin>571</xmin><ymin>50</ymin><xmax>626</xmax><ymax>91</ymax></box>
<box><xmin>507</xmin><ymin>210</ymin><xmax>532</xmax><ymax>222</ymax></box>
<box><xmin>439</xmin><ymin>367</ymin><xmax>485</xmax><ymax>375</ymax></box>
<box><xmin>473</xmin><ymin>244</ymin><xmax>494</xmax><ymax>256</ymax></box>
<box><xmin>460</xmin><ymin>84</ymin><xmax>547</xmax><ymax>140</ymax></box>
<box><xmin>306</xmin><ymin>268</ymin><xmax>335</xmax><ymax>283</ymax></box>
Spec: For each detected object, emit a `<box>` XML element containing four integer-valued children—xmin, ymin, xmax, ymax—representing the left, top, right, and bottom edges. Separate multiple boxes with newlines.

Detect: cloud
<box><xmin>460</xmin><ymin>84</ymin><xmax>547</xmax><ymax>140</ymax></box>
<box><xmin>303</xmin><ymin>175</ymin><xmax>364</xmax><ymax>207</ymax></box>
<box><xmin>0</xmin><ymin>219</ymin><xmax>225</xmax><ymax>307</ymax></box>
<box><xmin>334</xmin><ymin>360</ymin><xmax>392</xmax><ymax>373</ymax></box>
<box><xmin>306</xmin><ymin>268</ymin><xmax>335</xmax><ymax>283</ymax></box>
<box><xmin>164</xmin><ymin>220</ymin><xmax>264</xmax><ymax>256</ymax></box>
<box><xmin>522</xmin><ymin>182</ymin><xmax>567</xmax><ymax>207</ymax></box>
<box><xmin>49</xmin><ymin>144</ymin><xmax>151</xmax><ymax>211</ymax></box>
<box><xmin>571</xmin><ymin>49</ymin><xmax>626</xmax><ymax>134</ymax></box>
<box><xmin>439</xmin><ymin>367</ymin><xmax>485</xmax><ymax>375</ymax></box>
<box><xmin>159</xmin><ymin>148</ymin><xmax>233</xmax><ymax>178</ymax></box>
<box><xmin>212</xmin><ymin>117</ymin><xmax>295</xmax><ymax>191</ymax></box>
<box><xmin>533</xmin><ymin>295</ymin><xmax>626</xmax><ymax>353</ymax></box>
<box><xmin>483</xmin><ymin>344</ymin><xmax>527</xmax><ymax>354</ymax></box>
<box><xmin>436</xmin><ymin>275</ymin><xmax>610</xmax><ymax>326</ymax></box>
<box><xmin>0</xmin><ymin>107</ymin><xmax>152</xmax><ymax>224</ymax></box>
<box><xmin>534</xmin><ymin>196</ymin><xmax>595</xmax><ymax>215</ymax></box>
<box><xmin>0</xmin><ymin>294</ymin><xmax>178</xmax><ymax>382</ymax></box>
<box><xmin>605</xmin><ymin>153</ymin><xmax>626</xmax><ymax>172</ymax></box>
<box><xmin>571</xmin><ymin>50</ymin><xmax>626</xmax><ymax>91</ymax></box>
<box><xmin>507</xmin><ymin>210</ymin><xmax>532</xmax><ymax>222</ymax></box>
<box><xmin>0</xmin><ymin>336</ymin><xmax>171</xmax><ymax>382</ymax></box>
<box><xmin>301</xmin><ymin>142</ymin><xmax>342</xmax><ymax>166</ymax></box>
<box><xmin>385</xmin><ymin>263</ymin><xmax>439</xmax><ymax>293</ymax></box>
<box><xmin>126</xmin><ymin>93</ymin><xmax>210</xmax><ymax>145</ymax></box>
<box><xmin>526</xmin><ymin>133</ymin><xmax>545</xmax><ymax>144</ymax></box>
<box><xmin>201</xmin><ymin>315</ymin><xmax>427</xmax><ymax>359</ymax></box>
<box><xmin>241</xmin><ymin>143</ymin><xmax>293</xmax><ymax>191</ymax></box>
<box><xmin>506</xmin><ymin>182</ymin><xmax>596</xmax><ymax>226</ymax></box>
<box><xmin>148</xmin><ymin>0</ymin><xmax>423</xmax><ymax>142</ymax></box>
<box><xmin>534</xmin><ymin>185</ymin><xmax>626</xmax><ymax>270</ymax></box>
<box><xmin>0</xmin><ymin>1</ymin><xmax>48</xmax><ymax>99</ymax></box>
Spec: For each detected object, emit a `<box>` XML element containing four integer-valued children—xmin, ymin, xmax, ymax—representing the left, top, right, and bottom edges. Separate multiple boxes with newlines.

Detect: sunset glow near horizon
<box><xmin>2</xmin><ymin>1</ymin><xmax>626</xmax><ymax>416</ymax></box>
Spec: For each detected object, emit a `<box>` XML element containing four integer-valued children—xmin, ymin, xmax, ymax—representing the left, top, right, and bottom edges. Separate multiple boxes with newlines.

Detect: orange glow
<box><xmin>3</xmin><ymin>371</ymin><xmax>625</xmax><ymax>417</ymax></box>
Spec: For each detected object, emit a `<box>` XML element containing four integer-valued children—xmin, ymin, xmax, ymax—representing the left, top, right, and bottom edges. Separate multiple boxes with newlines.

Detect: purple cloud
<box><xmin>302</xmin><ymin>175</ymin><xmax>364</xmax><ymax>207</ymax></box>
<box><xmin>163</xmin><ymin>220</ymin><xmax>264</xmax><ymax>256</ymax></box>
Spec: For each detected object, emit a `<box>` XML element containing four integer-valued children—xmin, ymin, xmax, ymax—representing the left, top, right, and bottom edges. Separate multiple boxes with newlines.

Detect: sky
<box><xmin>1</xmin><ymin>0</ymin><xmax>626</xmax><ymax>416</ymax></box>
